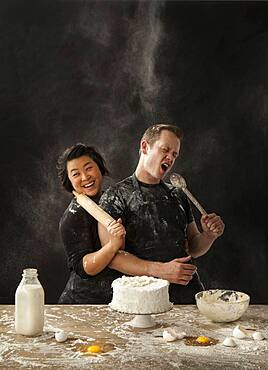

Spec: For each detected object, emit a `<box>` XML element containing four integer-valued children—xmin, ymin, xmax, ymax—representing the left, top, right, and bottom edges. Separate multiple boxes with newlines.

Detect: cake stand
<box><xmin>110</xmin><ymin>306</ymin><xmax>173</xmax><ymax>329</ymax></box>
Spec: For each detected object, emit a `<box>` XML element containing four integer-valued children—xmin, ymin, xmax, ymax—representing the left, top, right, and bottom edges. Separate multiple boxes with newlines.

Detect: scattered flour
<box><xmin>0</xmin><ymin>305</ymin><xmax>267</xmax><ymax>369</ymax></box>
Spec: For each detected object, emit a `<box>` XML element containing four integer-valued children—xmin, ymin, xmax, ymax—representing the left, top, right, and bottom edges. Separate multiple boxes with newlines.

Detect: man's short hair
<box><xmin>141</xmin><ymin>123</ymin><xmax>183</xmax><ymax>146</ymax></box>
<box><xmin>57</xmin><ymin>143</ymin><xmax>109</xmax><ymax>193</ymax></box>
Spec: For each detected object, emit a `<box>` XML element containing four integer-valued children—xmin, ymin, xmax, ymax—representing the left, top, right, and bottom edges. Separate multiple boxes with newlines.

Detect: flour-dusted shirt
<box><xmin>59</xmin><ymin>196</ymin><xmax>121</xmax><ymax>304</ymax></box>
<box><xmin>100</xmin><ymin>174</ymin><xmax>203</xmax><ymax>304</ymax></box>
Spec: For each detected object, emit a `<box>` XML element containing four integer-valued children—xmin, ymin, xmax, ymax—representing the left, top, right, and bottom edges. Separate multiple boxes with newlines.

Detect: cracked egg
<box><xmin>78</xmin><ymin>341</ymin><xmax>114</xmax><ymax>355</ymax></box>
<box><xmin>184</xmin><ymin>335</ymin><xmax>219</xmax><ymax>346</ymax></box>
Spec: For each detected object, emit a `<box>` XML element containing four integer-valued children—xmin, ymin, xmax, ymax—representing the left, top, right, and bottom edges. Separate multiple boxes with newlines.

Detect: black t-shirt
<box><xmin>59</xmin><ymin>197</ymin><xmax>121</xmax><ymax>304</ymax></box>
<box><xmin>59</xmin><ymin>197</ymin><xmax>100</xmax><ymax>278</ymax></box>
<box><xmin>100</xmin><ymin>174</ymin><xmax>203</xmax><ymax>304</ymax></box>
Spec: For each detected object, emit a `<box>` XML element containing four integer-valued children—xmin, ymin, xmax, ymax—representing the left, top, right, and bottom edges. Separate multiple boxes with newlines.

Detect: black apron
<box><xmin>129</xmin><ymin>174</ymin><xmax>204</xmax><ymax>304</ymax></box>
<box><xmin>58</xmin><ymin>268</ymin><xmax>122</xmax><ymax>304</ymax></box>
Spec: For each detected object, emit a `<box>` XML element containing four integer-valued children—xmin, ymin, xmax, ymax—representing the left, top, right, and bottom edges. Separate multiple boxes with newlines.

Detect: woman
<box><xmin>57</xmin><ymin>143</ymin><xmax>125</xmax><ymax>304</ymax></box>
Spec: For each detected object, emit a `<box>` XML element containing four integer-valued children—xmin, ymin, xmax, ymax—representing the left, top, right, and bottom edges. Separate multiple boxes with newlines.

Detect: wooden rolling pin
<box><xmin>72</xmin><ymin>191</ymin><xmax>115</xmax><ymax>228</ymax></box>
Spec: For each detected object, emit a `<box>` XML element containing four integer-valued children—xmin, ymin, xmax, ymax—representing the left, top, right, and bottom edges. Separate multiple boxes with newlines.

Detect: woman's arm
<box><xmin>60</xmin><ymin>200</ymin><xmax>125</xmax><ymax>278</ymax></box>
<box><xmin>83</xmin><ymin>219</ymin><xmax>125</xmax><ymax>276</ymax></box>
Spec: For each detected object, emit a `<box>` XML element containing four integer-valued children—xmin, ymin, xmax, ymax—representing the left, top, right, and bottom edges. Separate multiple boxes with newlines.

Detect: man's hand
<box><xmin>107</xmin><ymin>218</ymin><xmax>126</xmax><ymax>251</ymax></box>
<box><xmin>201</xmin><ymin>213</ymin><xmax>225</xmax><ymax>239</ymax></box>
<box><xmin>157</xmin><ymin>255</ymin><xmax>197</xmax><ymax>285</ymax></box>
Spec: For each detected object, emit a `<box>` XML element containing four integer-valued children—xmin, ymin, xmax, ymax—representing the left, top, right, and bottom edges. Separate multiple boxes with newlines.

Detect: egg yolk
<box><xmin>87</xmin><ymin>345</ymin><xmax>101</xmax><ymax>353</ymax></box>
<box><xmin>196</xmin><ymin>336</ymin><xmax>210</xmax><ymax>343</ymax></box>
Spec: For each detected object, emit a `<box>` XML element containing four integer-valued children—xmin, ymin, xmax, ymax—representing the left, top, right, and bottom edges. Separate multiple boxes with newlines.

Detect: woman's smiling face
<box><xmin>67</xmin><ymin>155</ymin><xmax>103</xmax><ymax>197</ymax></box>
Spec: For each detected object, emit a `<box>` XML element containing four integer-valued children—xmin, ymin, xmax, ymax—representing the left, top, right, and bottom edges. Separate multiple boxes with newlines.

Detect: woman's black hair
<box><xmin>57</xmin><ymin>143</ymin><xmax>109</xmax><ymax>193</ymax></box>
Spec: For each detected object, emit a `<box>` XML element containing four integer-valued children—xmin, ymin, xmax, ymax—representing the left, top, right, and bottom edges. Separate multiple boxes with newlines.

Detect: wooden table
<box><xmin>0</xmin><ymin>305</ymin><xmax>267</xmax><ymax>369</ymax></box>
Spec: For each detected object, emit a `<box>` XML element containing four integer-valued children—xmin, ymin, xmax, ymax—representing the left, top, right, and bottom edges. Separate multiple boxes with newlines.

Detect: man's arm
<box><xmin>108</xmin><ymin>251</ymin><xmax>196</xmax><ymax>285</ymax></box>
<box><xmin>187</xmin><ymin>213</ymin><xmax>225</xmax><ymax>258</ymax></box>
<box><xmin>98</xmin><ymin>216</ymin><xmax>196</xmax><ymax>285</ymax></box>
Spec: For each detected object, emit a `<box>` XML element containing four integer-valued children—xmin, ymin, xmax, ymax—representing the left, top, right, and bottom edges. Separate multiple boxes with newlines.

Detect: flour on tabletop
<box><xmin>0</xmin><ymin>306</ymin><xmax>267</xmax><ymax>369</ymax></box>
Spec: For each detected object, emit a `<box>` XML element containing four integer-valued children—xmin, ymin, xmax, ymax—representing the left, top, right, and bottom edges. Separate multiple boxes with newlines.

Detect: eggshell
<box><xmin>176</xmin><ymin>331</ymin><xmax>186</xmax><ymax>340</ymax></box>
<box><xmin>252</xmin><ymin>331</ymin><xmax>265</xmax><ymax>341</ymax></box>
<box><xmin>222</xmin><ymin>337</ymin><xmax>237</xmax><ymax>347</ymax></box>
<box><xmin>163</xmin><ymin>328</ymin><xmax>177</xmax><ymax>342</ymax></box>
<box><xmin>55</xmin><ymin>330</ymin><xmax>68</xmax><ymax>342</ymax></box>
<box><xmin>163</xmin><ymin>328</ymin><xmax>186</xmax><ymax>342</ymax></box>
<box><xmin>233</xmin><ymin>325</ymin><xmax>248</xmax><ymax>339</ymax></box>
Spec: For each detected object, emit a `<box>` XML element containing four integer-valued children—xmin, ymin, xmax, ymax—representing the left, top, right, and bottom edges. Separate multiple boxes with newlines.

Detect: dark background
<box><xmin>1</xmin><ymin>0</ymin><xmax>267</xmax><ymax>304</ymax></box>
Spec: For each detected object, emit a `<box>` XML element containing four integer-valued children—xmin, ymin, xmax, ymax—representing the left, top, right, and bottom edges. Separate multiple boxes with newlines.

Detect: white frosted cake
<box><xmin>109</xmin><ymin>275</ymin><xmax>172</xmax><ymax>314</ymax></box>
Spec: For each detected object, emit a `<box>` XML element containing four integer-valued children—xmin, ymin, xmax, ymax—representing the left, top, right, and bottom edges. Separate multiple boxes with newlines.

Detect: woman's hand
<box><xmin>107</xmin><ymin>218</ymin><xmax>126</xmax><ymax>251</ymax></box>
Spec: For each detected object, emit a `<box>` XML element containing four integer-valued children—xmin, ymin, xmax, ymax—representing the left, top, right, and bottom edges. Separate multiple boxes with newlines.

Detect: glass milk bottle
<box><xmin>15</xmin><ymin>268</ymin><xmax>45</xmax><ymax>336</ymax></box>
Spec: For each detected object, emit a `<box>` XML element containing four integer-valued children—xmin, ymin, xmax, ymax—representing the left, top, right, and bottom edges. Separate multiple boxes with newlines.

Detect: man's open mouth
<box><xmin>161</xmin><ymin>163</ymin><xmax>169</xmax><ymax>172</ymax></box>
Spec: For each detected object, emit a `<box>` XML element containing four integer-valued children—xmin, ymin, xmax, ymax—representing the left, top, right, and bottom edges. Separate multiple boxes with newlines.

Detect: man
<box><xmin>99</xmin><ymin>123</ymin><xmax>225</xmax><ymax>303</ymax></box>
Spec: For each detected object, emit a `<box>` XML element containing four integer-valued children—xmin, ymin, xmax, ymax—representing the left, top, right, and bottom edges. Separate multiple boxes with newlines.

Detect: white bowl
<box><xmin>195</xmin><ymin>289</ymin><xmax>250</xmax><ymax>323</ymax></box>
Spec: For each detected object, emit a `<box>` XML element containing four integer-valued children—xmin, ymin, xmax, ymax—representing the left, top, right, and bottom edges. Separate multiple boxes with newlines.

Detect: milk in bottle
<box><xmin>15</xmin><ymin>268</ymin><xmax>44</xmax><ymax>336</ymax></box>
